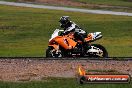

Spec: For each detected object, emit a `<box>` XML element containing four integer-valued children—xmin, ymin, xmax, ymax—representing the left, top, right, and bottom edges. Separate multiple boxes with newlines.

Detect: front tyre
<box><xmin>87</xmin><ymin>44</ymin><xmax>108</xmax><ymax>57</ymax></box>
<box><xmin>46</xmin><ymin>47</ymin><xmax>63</xmax><ymax>58</ymax></box>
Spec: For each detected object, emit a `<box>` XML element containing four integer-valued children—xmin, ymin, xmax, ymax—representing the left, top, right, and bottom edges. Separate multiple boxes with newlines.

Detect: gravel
<box><xmin>0</xmin><ymin>58</ymin><xmax>131</xmax><ymax>81</ymax></box>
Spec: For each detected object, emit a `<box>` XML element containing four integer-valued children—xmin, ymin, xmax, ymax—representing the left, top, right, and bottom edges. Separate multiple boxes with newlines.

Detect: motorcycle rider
<box><xmin>59</xmin><ymin>16</ymin><xmax>87</xmax><ymax>43</ymax></box>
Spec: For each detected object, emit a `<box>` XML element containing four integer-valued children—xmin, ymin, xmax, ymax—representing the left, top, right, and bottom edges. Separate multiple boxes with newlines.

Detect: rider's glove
<box><xmin>90</xmin><ymin>32</ymin><xmax>102</xmax><ymax>40</ymax></box>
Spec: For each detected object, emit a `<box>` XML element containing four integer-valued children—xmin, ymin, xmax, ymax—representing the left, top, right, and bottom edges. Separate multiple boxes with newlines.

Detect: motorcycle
<box><xmin>46</xmin><ymin>29</ymin><xmax>108</xmax><ymax>58</ymax></box>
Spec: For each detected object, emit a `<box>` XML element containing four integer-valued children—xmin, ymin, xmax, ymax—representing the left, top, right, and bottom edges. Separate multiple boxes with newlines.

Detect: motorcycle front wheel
<box><xmin>87</xmin><ymin>44</ymin><xmax>108</xmax><ymax>58</ymax></box>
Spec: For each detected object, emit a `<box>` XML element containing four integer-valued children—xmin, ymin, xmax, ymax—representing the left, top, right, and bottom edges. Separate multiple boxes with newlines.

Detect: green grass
<box><xmin>73</xmin><ymin>0</ymin><xmax>132</xmax><ymax>7</ymax></box>
<box><xmin>0</xmin><ymin>78</ymin><xmax>131</xmax><ymax>88</ymax></box>
<box><xmin>0</xmin><ymin>5</ymin><xmax>132</xmax><ymax>57</ymax></box>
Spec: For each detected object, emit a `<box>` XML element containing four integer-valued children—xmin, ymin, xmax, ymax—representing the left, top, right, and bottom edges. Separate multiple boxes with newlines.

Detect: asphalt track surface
<box><xmin>0</xmin><ymin>1</ymin><xmax>132</xmax><ymax>16</ymax></box>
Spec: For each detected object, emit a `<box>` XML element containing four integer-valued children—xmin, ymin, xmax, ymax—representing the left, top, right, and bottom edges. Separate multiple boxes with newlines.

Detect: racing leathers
<box><xmin>62</xmin><ymin>21</ymin><xmax>87</xmax><ymax>43</ymax></box>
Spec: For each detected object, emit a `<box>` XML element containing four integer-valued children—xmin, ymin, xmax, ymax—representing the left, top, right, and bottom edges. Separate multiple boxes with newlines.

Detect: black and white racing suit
<box><xmin>62</xmin><ymin>21</ymin><xmax>87</xmax><ymax>43</ymax></box>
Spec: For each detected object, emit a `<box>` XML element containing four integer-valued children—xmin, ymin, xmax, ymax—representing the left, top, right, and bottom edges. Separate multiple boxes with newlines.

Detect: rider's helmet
<box><xmin>59</xmin><ymin>16</ymin><xmax>70</xmax><ymax>28</ymax></box>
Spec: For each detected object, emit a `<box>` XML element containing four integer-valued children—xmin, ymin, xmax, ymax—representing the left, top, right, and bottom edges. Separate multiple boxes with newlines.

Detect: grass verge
<box><xmin>0</xmin><ymin>78</ymin><xmax>131</xmax><ymax>88</ymax></box>
<box><xmin>73</xmin><ymin>0</ymin><xmax>132</xmax><ymax>8</ymax></box>
<box><xmin>0</xmin><ymin>5</ymin><xmax>132</xmax><ymax>57</ymax></box>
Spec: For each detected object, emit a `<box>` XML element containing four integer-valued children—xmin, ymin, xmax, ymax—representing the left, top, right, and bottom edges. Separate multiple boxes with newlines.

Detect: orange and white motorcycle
<box><xmin>46</xmin><ymin>29</ymin><xmax>108</xmax><ymax>58</ymax></box>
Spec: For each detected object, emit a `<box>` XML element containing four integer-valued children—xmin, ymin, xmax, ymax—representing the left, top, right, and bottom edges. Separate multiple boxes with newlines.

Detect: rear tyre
<box><xmin>46</xmin><ymin>47</ymin><xmax>52</xmax><ymax>57</ymax></box>
<box><xmin>46</xmin><ymin>47</ymin><xmax>63</xmax><ymax>58</ymax></box>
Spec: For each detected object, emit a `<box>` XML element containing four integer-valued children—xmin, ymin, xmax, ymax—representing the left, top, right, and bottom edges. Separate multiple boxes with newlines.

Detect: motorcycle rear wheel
<box><xmin>46</xmin><ymin>47</ymin><xmax>63</xmax><ymax>58</ymax></box>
